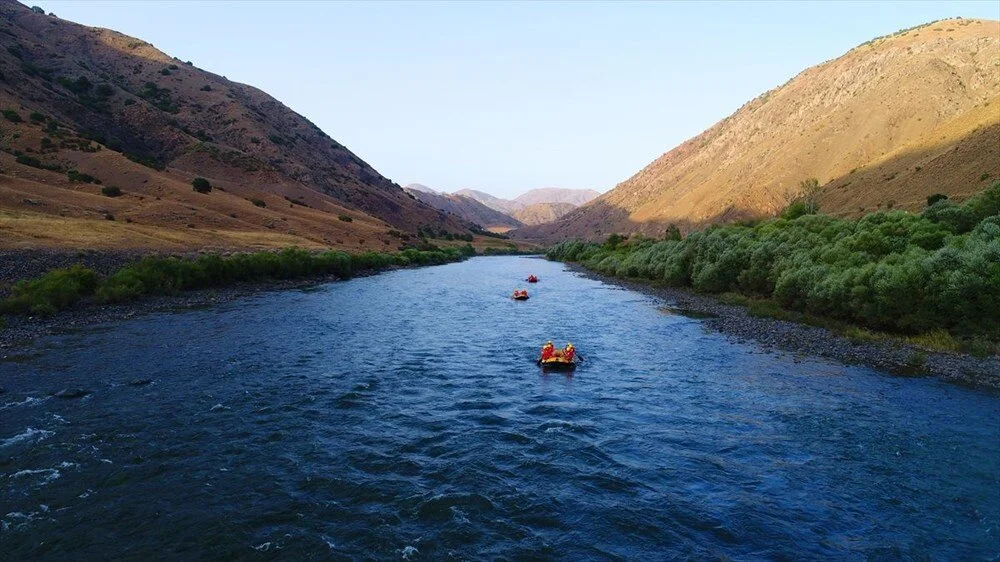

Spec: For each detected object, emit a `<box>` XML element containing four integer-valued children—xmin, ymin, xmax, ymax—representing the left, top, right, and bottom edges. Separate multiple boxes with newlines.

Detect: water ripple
<box><xmin>0</xmin><ymin>257</ymin><xmax>997</xmax><ymax>559</ymax></box>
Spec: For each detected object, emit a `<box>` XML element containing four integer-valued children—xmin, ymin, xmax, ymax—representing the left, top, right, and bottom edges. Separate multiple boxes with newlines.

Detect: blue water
<box><xmin>1</xmin><ymin>256</ymin><xmax>997</xmax><ymax>560</ymax></box>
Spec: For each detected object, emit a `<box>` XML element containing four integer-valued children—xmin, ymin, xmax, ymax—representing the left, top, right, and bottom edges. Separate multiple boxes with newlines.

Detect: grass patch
<box><xmin>906</xmin><ymin>329</ymin><xmax>961</xmax><ymax>353</ymax></box>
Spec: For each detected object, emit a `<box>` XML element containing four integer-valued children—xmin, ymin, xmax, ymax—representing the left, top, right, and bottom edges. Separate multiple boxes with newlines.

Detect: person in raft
<box><xmin>564</xmin><ymin>343</ymin><xmax>575</xmax><ymax>362</ymax></box>
<box><xmin>540</xmin><ymin>341</ymin><xmax>555</xmax><ymax>360</ymax></box>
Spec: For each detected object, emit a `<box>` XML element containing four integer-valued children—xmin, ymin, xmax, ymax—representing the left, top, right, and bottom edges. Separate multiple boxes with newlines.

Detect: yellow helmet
<box><xmin>546</xmin><ymin>341</ymin><xmax>553</xmax><ymax>345</ymax></box>
<box><xmin>567</xmin><ymin>343</ymin><xmax>574</xmax><ymax>348</ymax></box>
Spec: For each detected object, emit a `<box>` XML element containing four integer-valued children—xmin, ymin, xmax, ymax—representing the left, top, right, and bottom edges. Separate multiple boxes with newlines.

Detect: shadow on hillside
<box><xmin>512</xmin><ymin>121</ymin><xmax>1000</xmax><ymax>243</ymax></box>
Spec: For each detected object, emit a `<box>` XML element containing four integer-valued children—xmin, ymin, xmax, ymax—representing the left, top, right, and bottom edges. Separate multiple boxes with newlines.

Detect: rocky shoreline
<box><xmin>565</xmin><ymin>263</ymin><xmax>1000</xmax><ymax>391</ymax></box>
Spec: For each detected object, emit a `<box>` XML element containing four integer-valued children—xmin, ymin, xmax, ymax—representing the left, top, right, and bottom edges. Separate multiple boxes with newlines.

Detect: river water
<box><xmin>1</xmin><ymin>256</ymin><xmax>997</xmax><ymax>560</ymax></box>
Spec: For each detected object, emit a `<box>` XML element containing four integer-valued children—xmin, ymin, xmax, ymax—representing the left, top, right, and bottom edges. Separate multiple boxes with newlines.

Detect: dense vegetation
<box><xmin>0</xmin><ymin>246</ymin><xmax>474</xmax><ymax>316</ymax></box>
<box><xmin>548</xmin><ymin>182</ymin><xmax>999</xmax><ymax>344</ymax></box>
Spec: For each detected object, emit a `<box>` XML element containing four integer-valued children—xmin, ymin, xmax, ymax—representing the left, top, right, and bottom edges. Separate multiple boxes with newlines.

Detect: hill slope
<box><xmin>0</xmin><ymin>1</ymin><xmax>469</xmax><ymax>250</ymax></box>
<box><xmin>520</xmin><ymin>18</ymin><xmax>1000</xmax><ymax>241</ymax></box>
<box><xmin>453</xmin><ymin>189</ymin><xmax>522</xmax><ymax>214</ymax></box>
<box><xmin>404</xmin><ymin>187</ymin><xmax>523</xmax><ymax>231</ymax></box>
<box><xmin>511</xmin><ymin>202</ymin><xmax>576</xmax><ymax>226</ymax></box>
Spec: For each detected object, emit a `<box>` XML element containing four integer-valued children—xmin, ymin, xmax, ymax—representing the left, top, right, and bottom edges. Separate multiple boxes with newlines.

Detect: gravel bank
<box><xmin>567</xmin><ymin>264</ymin><xmax>1000</xmax><ymax>391</ymax></box>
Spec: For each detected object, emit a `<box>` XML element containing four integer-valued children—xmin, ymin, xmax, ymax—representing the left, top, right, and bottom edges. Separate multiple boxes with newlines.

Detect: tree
<box><xmin>192</xmin><ymin>177</ymin><xmax>212</xmax><ymax>193</ymax></box>
<box><xmin>927</xmin><ymin>193</ymin><xmax>948</xmax><ymax>207</ymax></box>
<box><xmin>782</xmin><ymin>178</ymin><xmax>821</xmax><ymax>219</ymax></box>
<box><xmin>664</xmin><ymin>223</ymin><xmax>682</xmax><ymax>241</ymax></box>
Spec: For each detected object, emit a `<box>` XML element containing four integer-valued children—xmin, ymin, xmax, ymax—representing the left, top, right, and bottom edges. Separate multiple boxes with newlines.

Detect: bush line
<box><xmin>0</xmin><ymin>246</ymin><xmax>475</xmax><ymax>316</ymax></box>
<box><xmin>548</xmin><ymin>181</ymin><xmax>1000</xmax><ymax>348</ymax></box>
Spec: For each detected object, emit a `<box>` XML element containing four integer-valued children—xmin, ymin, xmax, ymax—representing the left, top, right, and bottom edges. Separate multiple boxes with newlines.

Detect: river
<box><xmin>1</xmin><ymin>256</ymin><xmax>997</xmax><ymax>559</ymax></box>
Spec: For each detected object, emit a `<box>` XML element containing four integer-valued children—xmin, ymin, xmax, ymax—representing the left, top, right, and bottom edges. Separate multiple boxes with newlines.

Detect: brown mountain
<box><xmin>513</xmin><ymin>188</ymin><xmax>600</xmax><ymax>207</ymax></box>
<box><xmin>456</xmin><ymin>187</ymin><xmax>600</xmax><ymax>215</ymax></box>
<box><xmin>511</xmin><ymin>202</ymin><xmax>576</xmax><ymax>226</ymax></box>
<box><xmin>404</xmin><ymin>186</ymin><xmax>522</xmax><ymax>231</ymax></box>
<box><xmin>453</xmin><ymin>189</ymin><xmax>522</xmax><ymax>214</ymax></box>
<box><xmin>519</xmin><ymin>18</ymin><xmax>1000</xmax><ymax>241</ymax></box>
<box><xmin>0</xmin><ymin>1</ymin><xmax>470</xmax><ymax>250</ymax></box>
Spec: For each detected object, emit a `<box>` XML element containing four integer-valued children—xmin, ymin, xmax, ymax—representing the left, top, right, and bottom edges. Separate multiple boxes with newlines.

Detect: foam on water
<box><xmin>0</xmin><ymin>396</ymin><xmax>46</xmax><ymax>410</ymax></box>
<box><xmin>1</xmin><ymin>427</ymin><xmax>55</xmax><ymax>448</ymax></box>
<box><xmin>10</xmin><ymin>468</ymin><xmax>61</xmax><ymax>486</ymax></box>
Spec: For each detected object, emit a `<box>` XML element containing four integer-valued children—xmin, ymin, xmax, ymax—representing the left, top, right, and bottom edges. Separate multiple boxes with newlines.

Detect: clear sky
<box><xmin>28</xmin><ymin>1</ymin><xmax>1000</xmax><ymax>198</ymax></box>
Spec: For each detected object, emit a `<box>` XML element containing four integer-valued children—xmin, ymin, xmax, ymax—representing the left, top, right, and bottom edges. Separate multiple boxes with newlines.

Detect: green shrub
<box><xmin>927</xmin><ymin>193</ymin><xmax>948</xmax><ymax>206</ymax></box>
<box><xmin>0</xmin><ymin>265</ymin><xmax>99</xmax><ymax>315</ymax></box>
<box><xmin>101</xmin><ymin>186</ymin><xmax>123</xmax><ymax>197</ymax></box>
<box><xmin>548</xmin><ymin>181</ymin><xmax>1000</xmax><ymax>340</ymax></box>
<box><xmin>125</xmin><ymin>152</ymin><xmax>166</xmax><ymax>171</ymax></box>
<box><xmin>250</xmin><ymin>198</ymin><xmax>266</xmax><ymax>208</ymax></box>
<box><xmin>191</xmin><ymin>177</ymin><xmax>212</xmax><ymax>193</ymax></box>
<box><xmin>16</xmin><ymin>155</ymin><xmax>41</xmax><ymax>168</ymax></box>
<box><xmin>67</xmin><ymin>170</ymin><xmax>98</xmax><ymax>183</ymax></box>
<box><xmin>3</xmin><ymin>248</ymin><xmax>470</xmax><ymax>314</ymax></box>
<box><xmin>3</xmin><ymin>109</ymin><xmax>23</xmax><ymax>123</ymax></box>
<box><xmin>664</xmin><ymin>224</ymin><xmax>682</xmax><ymax>241</ymax></box>
<box><xmin>338</xmin><ymin>215</ymin><xmax>353</xmax><ymax>222</ymax></box>
<box><xmin>29</xmin><ymin>112</ymin><xmax>47</xmax><ymax>122</ymax></box>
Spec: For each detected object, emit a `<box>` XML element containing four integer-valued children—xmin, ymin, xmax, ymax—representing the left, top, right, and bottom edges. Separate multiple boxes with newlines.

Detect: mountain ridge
<box><xmin>518</xmin><ymin>18</ymin><xmax>1000</xmax><ymax>241</ymax></box>
<box><xmin>0</xmin><ymin>0</ymin><xmax>471</xmax><ymax>250</ymax></box>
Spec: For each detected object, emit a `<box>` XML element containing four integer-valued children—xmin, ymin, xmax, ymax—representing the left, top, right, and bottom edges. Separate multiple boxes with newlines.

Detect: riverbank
<box><xmin>565</xmin><ymin>263</ymin><xmax>1000</xmax><ymax>391</ymax></box>
<box><xmin>0</xmin><ymin>246</ymin><xmax>472</xmax><ymax>350</ymax></box>
<box><xmin>0</xmin><ymin>273</ymin><xmax>344</xmax><ymax>352</ymax></box>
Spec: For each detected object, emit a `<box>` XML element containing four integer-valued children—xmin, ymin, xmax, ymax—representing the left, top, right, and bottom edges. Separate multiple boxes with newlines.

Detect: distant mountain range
<box><xmin>519</xmin><ymin>18</ymin><xmax>1000</xmax><ymax>242</ymax></box>
<box><xmin>402</xmin><ymin>186</ymin><xmax>522</xmax><ymax>231</ymax></box>
<box><xmin>404</xmin><ymin>185</ymin><xmax>601</xmax><ymax>229</ymax></box>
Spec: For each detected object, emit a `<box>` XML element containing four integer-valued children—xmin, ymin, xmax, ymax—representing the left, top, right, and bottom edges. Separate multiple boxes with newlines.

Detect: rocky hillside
<box><xmin>404</xmin><ymin>186</ymin><xmax>522</xmax><ymax>231</ymax></box>
<box><xmin>511</xmin><ymin>202</ymin><xmax>576</xmax><ymax>226</ymax></box>
<box><xmin>0</xmin><ymin>1</ymin><xmax>470</xmax><ymax>250</ymax></box>
<box><xmin>520</xmin><ymin>18</ymin><xmax>1000</xmax><ymax>241</ymax></box>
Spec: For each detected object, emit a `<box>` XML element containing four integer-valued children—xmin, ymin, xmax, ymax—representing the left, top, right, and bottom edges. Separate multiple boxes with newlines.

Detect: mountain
<box><xmin>404</xmin><ymin>187</ymin><xmax>522</xmax><ymax>231</ymax></box>
<box><xmin>519</xmin><ymin>18</ymin><xmax>1000</xmax><ymax>241</ymax></box>
<box><xmin>455</xmin><ymin>187</ymin><xmax>600</xmax><ymax>216</ymax></box>
<box><xmin>513</xmin><ymin>188</ymin><xmax>600</xmax><ymax>207</ymax></box>
<box><xmin>511</xmin><ymin>202</ymin><xmax>576</xmax><ymax>226</ymax></box>
<box><xmin>0</xmin><ymin>1</ymin><xmax>470</xmax><ymax>250</ymax></box>
<box><xmin>404</xmin><ymin>183</ymin><xmax>438</xmax><ymax>194</ymax></box>
<box><xmin>454</xmin><ymin>189</ymin><xmax>522</xmax><ymax>214</ymax></box>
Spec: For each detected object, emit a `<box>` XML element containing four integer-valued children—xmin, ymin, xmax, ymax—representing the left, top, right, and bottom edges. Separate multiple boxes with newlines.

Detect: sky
<box><xmin>28</xmin><ymin>1</ymin><xmax>1000</xmax><ymax>199</ymax></box>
